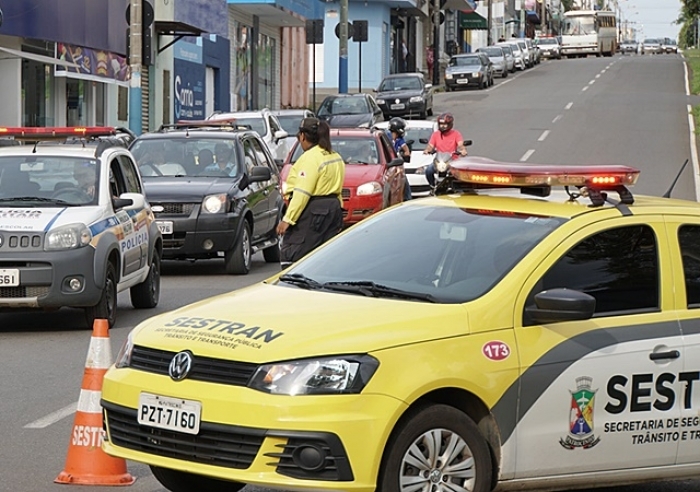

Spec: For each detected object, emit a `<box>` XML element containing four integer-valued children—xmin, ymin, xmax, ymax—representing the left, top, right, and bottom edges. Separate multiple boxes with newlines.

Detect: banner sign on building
<box><xmin>55</xmin><ymin>43</ymin><xmax>129</xmax><ymax>84</ymax></box>
<box><xmin>174</xmin><ymin>41</ymin><xmax>205</xmax><ymax>121</ymax></box>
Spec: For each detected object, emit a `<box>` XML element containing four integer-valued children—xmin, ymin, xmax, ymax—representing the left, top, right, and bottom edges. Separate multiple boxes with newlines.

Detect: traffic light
<box><xmin>353</xmin><ymin>20</ymin><xmax>368</xmax><ymax>42</ymax></box>
<box><xmin>125</xmin><ymin>0</ymin><xmax>155</xmax><ymax>65</ymax></box>
<box><xmin>305</xmin><ymin>19</ymin><xmax>324</xmax><ymax>44</ymax></box>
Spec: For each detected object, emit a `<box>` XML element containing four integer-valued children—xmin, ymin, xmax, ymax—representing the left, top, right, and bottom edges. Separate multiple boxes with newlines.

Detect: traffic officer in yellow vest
<box><xmin>276</xmin><ymin>117</ymin><xmax>345</xmax><ymax>268</ymax></box>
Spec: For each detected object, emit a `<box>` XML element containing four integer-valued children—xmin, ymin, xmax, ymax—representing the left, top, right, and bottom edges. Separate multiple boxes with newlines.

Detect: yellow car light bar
<box><xmin>450</xmin><ymin>158</ymin><xmax>640</xmax><ymax>189</ymax></box>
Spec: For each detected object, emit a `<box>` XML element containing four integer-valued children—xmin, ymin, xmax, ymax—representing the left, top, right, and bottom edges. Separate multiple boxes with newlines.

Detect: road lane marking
<box><xmin>582</xmin><ymin>86</ymin><xmax>589</xmax><ymax>91</ymax></box>
<box><xmin>552</xmin><ymin>115</ymin><xmax>563</xmax><ymax>123</ymax></box>
<box><xmin>520</xmin><ymin>149</ymin><xmax>536</xmax><ymax>162</ymax></box>
<box><xmin>595</xmin><ymin>74</ymin><xmax>601</xmax><ymax>78</ymax></box>
<box><xmin>683</xmin><ymin>59</ymin><xmax>700</xmax><ymax>201</ymax></box>
<box><xmin>24</xmin><ymin>402</ymin><xmax>76</xmax><ymax>429</ymax></box>
<box><xmin>565</xmin><ymin>102</ymin><xmax>573</xmax><ymax>110</ymax></box>
<box><xmin>538</xmin><ymin>130</ymin><xmax>550</xmax><ymax>141</ymax></box>
<box><xmin>589</xmin><ymin>79</ymin><xmax>596</xmax><ymax>85</ymax></box>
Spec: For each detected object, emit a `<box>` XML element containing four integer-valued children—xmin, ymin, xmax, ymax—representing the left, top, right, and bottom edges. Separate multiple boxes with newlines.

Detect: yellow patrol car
<box><xmin>0</xmin><ymin>127</ymin><xmax>162</xmax><ymax>328</ymax></box>
<box><xmin>102</xmin><ymin>157</ymin><xmax>700</xmax><ymax>492</ymax></box>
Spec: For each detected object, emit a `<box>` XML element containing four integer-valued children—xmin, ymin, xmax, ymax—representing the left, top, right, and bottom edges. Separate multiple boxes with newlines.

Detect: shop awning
<box><xmin>443</xmin><ymin>0</ymin><xmax>478</xmax><ymax>12</ymax></box>
<box><xmin>526</xmin><ymin>10</ymin><xmax>541</xmax><ymax>24</ymax></box>
<box><xmin>459</xmin><ymin>10</ymin><xmax>488</xmax><ymax>30</ymax></box>
<box><xmin>0</xmin><ymin>46</ymin><xmax>80</xmax><ymax>68</ymax></box>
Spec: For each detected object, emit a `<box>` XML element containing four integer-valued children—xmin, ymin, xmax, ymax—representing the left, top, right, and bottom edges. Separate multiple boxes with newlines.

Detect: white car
<box><xmin>375</xmin><ymin>119</ymin><xmax>437</xmax><ymax>196</ymax></box>
<box><xmin>0</xmin><ymin>126</ymin><xmax>161</xmax><ymax>328</ymax></box>
<box><xmin>208</xmin><ymin>108</ymin><xmax>291</xmax><ymax>163</ymax></box>
<box><xmin>270</xmin><ymin>108</ymin><xmax>315</xmax><ymax>161</ymax></box>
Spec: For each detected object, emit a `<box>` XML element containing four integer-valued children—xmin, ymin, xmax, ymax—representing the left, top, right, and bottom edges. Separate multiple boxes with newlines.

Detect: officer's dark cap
<box><xmin>298</xmin><ymin>117</ymin><xmax>320</xmax><ymax>135</ymax></box>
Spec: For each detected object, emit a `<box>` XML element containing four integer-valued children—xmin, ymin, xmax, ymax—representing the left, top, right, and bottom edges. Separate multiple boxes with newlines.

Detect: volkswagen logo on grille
<box><xmin>152</xmin><ymin>205</ymin><xmax>164</xmax><ymax>213</ymax></box>
<box><xmin>169</xmin><ymin>351</ymin><xmax>193</xmax><ymax>381</ymax></box>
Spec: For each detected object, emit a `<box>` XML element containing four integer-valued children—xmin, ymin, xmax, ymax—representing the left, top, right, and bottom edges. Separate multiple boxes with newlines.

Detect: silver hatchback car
<box><xmin>476</xmin><ymin>46</ymin><xmax>510</xmax><ymax>78</ymax></box>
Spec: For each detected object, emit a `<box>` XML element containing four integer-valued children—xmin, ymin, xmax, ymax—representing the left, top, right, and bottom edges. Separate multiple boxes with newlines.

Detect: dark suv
<box><xmin>129</xmin><ymin>123</ymin><xmax>283</xmax><ymax>274</ymax></box>
<box><xmin>374</xmin><ymin>72</ymin><xmax>433</xmax><ymax>120</ymax></box>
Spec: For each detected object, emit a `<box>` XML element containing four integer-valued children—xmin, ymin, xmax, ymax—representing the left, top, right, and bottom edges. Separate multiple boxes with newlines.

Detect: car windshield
<box><xmin>0</xmin><ymin>156</ymin><xmax>101</xmax><ymax>205</ymax></box>
<box><xmin>404</xmin><ymin>127</ymin><xmax>434</xmax><ymax>152</ymax></box>
<box><xmin>562</xmin><ymin>16</ymin><xmax>595</xmax><ymax>35</ymax></box>
<box><xmin>290</xmin><ymin>136</ymin><xmax>380</xmax><ymax>164</ymax></box>
<box><xmin>644</xmin><ymin>38</ymin><xmax>658</xmax><ymax>44</ymax></box>
<box><xmin>318</xmin><ymin>97</ymin><xmax>370</xmax><ymax>116</ymax></box>
<box><xmin>275</xmin><ymin>114</ymin><xmax>305</xmax><ymax>134</ymax></box>
<box><xmin>379</xmin><ymin>77</ymin><xmax>422</xmax><ymax>91</ymax></box>
<box><xmin>450</xmin><ymin>56</ymin><xmax>481</xmax><ymax>67</ymax></box>
<box><xmin>130</xmin><ymin>138</ymin><xmax>242</xmax><ymax>178</ymax></box>
<box><xmin>480</xmin><ymin>47</ymin><xmax>503</xmax><ymax>57</ymax></box>
<box><xmin>500</xmin><ymin>45</ymin><xmax>513</xmax><ymax>55</ymax></box>
<box><xmin>281</xmin><ymin>204</ymin><xmax>565</xmax><ymax>303</ymax></box>
<box><xmin>537</xmin><ymin>38</ymin><xmax>557</xmax><ymax>45</ymax></box>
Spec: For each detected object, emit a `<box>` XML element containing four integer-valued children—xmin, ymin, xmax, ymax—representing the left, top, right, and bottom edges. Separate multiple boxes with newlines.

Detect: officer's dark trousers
<box><xmin>280</xmin><ymin>195</ymin><xmax>343</xmax><ymax>267</ymax></box>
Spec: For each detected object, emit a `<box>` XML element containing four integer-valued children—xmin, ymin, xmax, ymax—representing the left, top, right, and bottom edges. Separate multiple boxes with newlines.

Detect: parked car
<box><xmin>497</xmin><ymin>43</ymin><xmax>517</xmax><ymax>72</ymax></box>
<box><xmin>642</xmin><ymin>38</ymin><xmax>662</xmax><ymax>55</ymax></box>
<box><xmin>662</xmin><ymin>38</ymin><xmax>678</xmax><ymax>54</ymax></box>
<box><xmin>536</xmin><ymin>36</ymin><xmax>562</xmax><ymax>59</ymax></box>
<box><xmin>498</xmin><ymin>41</ymin><xmax>527</xmax><ymax>70</ymax></box>
<box><xmin>444</xmin><ymin>53</ymin><xmax>494</xmax><ymax>91</ymax></box>
<box><xmin>476</xmin><ymin>46</ymin><xmax>509</xmax><ymax>78</ymax></box>
<box><xmin>129</xmin><ymin>122</ymin><xmax>283</xmax><ymax>274</ymax></box>
<box><xmin>375</xmin><ymin>119</ymin><xmax>436</xmax><ymax>196</ymax></box>
<box><xmin>0</xmin><ymin>126</ymin><xmax>161</xmax><ymax>328</ymax></box>
<box><xmin>280</xmin><ymin>128</ymin><xmax>405</xmax><ymax>226</ymax></box>
<box><xmin>207</xmin><ymin>108</ymin><xmax>291</xmax><ymax>164</ymax></box>
<box><xmin>374</xmin><ymin>72</ymin><xmax>434</xmax><ymax>120</ymax></box>
<box><xmin>270</xmin><ymin>108</ymin><xmax>315</xmax><ymax>160</ymax></box>
<box><xmin>525</xmin><ymin>38</ymin><xmax>540</xmax><ymax>64</ymax></box>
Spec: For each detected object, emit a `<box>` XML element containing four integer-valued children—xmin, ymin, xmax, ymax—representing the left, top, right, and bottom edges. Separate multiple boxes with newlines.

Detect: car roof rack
<box><xmin>158</xmin><ymin>120</ymin><xmax>253</xmax><ymax>133</ymax></box>
<box><xmin>436</xmin><ymin>157</ymin><xmax>640</xmax><ymax>207</ymax></box>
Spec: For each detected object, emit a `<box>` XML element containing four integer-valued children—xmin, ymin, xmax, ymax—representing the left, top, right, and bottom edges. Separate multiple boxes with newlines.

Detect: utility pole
<box><xmin>519</xmin><ymin>0</ymin><xmax>525</xmax><ymax>38</ymax></box>
<box><xmin>128</xmin><ymin>0</ymin><xmax>142</xmax><ymax>135</ymax></box>
<box><xmin>487</xmin><ymin>0</ymin><xmax>492</xmax><ymax>45</ymax></box>
<box><xmin>432</xmin><ymin>0</ymin><xmax>440</xmax><ymax>86</ymax></box>
<box><xmin>339</xmin><ymin>0</ymin><xmax>349</xmax><ymax>93</ymax></box>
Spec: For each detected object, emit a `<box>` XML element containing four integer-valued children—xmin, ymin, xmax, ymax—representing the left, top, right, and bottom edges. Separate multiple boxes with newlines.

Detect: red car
<box><xmin>280</xmin><ymin>128</ymin><xmax>406</xmax><ymax>226</ymax></box>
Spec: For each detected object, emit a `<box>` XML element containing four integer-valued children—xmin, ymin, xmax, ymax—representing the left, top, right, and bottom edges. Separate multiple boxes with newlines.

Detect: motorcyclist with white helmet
<box><xmin>422</xmin><ymin>113</ymin><xmax>468</xmax><ymax>190</ymax></box>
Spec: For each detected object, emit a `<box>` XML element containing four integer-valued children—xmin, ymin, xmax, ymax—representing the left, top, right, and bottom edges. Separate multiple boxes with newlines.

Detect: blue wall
<box><xmin>320</xmin><ymin>2</ymin><xmax>391</xmax><ymax>90</ymax></box>
<box><xmin>175</xmin><ymin>0</ymin><xmax>229</xmax><ymax>39</ymax></box>
<box><xmin>0</xmin><ymin>0</ymin><xmax>128</xmax><ymax>53</ymax></box>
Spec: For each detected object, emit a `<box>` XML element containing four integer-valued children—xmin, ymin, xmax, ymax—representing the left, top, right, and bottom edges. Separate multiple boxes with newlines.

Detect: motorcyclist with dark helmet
<box><xmin>388</xmin><ymin>117</ymin><xmax>413</xmax><ymax>201</ymax></box>
<box><xmin>422</xmin><ymin>113</ymin><xmax>468</xmax><ymax>190</ymax></box>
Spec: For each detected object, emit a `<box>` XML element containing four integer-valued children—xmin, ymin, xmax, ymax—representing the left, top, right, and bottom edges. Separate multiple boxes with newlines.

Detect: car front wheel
<box><xmin>378</xmin><ymin>403</ymin><xmax>492</xmax><ymax>492</ymax></box>
<box><xmin>130</xmin><ymin>249</ymin><xmax>161</xmax><ymax>308</ymax></box>
<box><xmin>150</xmin><ymin>466</ymin><xmax>245</xmax><ymax>492</ymax></box>
<box><xmin>225</xmin><ymin>222</ymin><xmax>252</xmax><ymax>275</ymax></box>
<box><xmin>85</xmin><ymin>262</ymin><xmax>117</xmax><ymax>329</ymax></box>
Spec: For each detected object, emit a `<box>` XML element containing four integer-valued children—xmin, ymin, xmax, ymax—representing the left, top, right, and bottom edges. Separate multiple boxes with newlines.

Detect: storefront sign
<box><xmin>55</xmin><ymin>43</ymin><xmax>129</xmax><ymax>84</ymax></box>
<box><xmin>174</xmin><ymin>43</ymin><xmax>205</xmax><ymax>121</ymax></box>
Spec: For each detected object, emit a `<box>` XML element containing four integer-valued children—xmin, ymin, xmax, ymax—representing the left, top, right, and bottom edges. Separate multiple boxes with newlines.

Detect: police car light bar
<box><xmin>0</xmin><ymin>126</ymin><xmax>117</xmax><ymax>140</ymax></box>
<box><xmin>450</xmin><ymin>159</ymin><xmax>640</xmax><ymax>189</ymax></box>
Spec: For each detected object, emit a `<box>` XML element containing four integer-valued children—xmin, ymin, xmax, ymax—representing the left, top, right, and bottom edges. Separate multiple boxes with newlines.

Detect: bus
<box><xmin>560</xmin><ymin>10</ymin><xmax>617</xmax><ymax>58</ymax></box>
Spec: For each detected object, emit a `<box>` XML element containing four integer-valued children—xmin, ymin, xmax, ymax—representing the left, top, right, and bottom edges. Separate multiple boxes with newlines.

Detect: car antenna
<box><xmin>662</xmin><ymin>159</ymin><xmax>689</xmax><ymax>198</ymax></box>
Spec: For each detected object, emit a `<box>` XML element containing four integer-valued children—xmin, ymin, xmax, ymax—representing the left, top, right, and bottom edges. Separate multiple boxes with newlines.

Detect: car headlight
<box><xmin>409</xmin><ymin>96</ymin><xmax>423</xmax><ymax>103</ymax></box>
<box><xmin>357</xmin><ymin>181</ymin><xmax>382</xmax><ymax>195</ymax></box>
<box><xmin>474</xmin><ymin>71</ymin><xmax>482</xmax><ymax>77</ymax></box>
<box><xmin>202</xmin><ymin>194</ymin><xmax>227</xmax><ymax>214</ymax></box>
<box><xmin>114</xmin><ymin>331</ymin><xmax>135</xmax><ymax>368</ymax></box>
<box><xmin>248</xmin><ymin>355</ymin><xmax>379</xmax><ymax>395</ymax></box>
<box><xmin>445</xmin><ymin>73</ymin><xmax>453</xmax><ymax>80</ymax></box>
<box><xmin>376</xmin><ymin>99</ymin><xmax>386</xmax><ymax>105</ymax></box>
<box><xmin>44</xmin><ymin>223</ymin><xmax>92</xmax><ymax>251</ymax></box>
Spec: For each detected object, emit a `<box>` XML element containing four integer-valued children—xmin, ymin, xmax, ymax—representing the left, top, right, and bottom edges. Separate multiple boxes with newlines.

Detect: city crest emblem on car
<box><xmin>559</xmin><ymin>376</ymin><xmax>600</xmax><ymax>450</ymax></box>
<box><xmin>152</xmin><ymin>205</ymin><xmax>164</xmax><ymax>213</ymax></box>
<box><xmin>169</xmin><ymin>351</ymin><xmax>193</xmax><ymax>381</ymax></box>
<box><xmin>395</xmin><ymin>98</ymin><xmax>400</xmax><ymax>104</ymax></box>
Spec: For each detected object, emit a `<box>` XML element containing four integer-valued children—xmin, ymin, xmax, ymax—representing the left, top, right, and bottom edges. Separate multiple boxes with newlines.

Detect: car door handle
<box><xmin>649</xmin><ymin>350</ymin><xmax>680</xmax><ymax>361</ymax></box>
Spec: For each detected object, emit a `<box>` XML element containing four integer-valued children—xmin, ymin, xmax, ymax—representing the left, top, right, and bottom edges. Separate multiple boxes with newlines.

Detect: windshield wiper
<box><xmin>323</xmin><ymin>281</ymin><xmax>437</xmax><ymax>303</ymax></box>
<box><xmin>279</xmin><ymin>273</ymin><xmax>323</xmax><ymax>290</ymax></box>
<box><xmin>0</xmin><ymin>196</ymin><xmax>69</xmax><ymax>203</ymax></box>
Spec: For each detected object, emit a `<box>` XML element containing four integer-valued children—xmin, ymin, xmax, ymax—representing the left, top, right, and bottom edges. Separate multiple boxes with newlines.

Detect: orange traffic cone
<box><xmin>55</xmin><ymin>319</ymin><xmax>135</xmax><ymax>486</ymax></box>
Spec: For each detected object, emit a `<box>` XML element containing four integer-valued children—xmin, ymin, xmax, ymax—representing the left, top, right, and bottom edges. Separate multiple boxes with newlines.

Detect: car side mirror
<box><xmin>419</xmin><ymin>138</ymin><xmax>429</xmax><ymax>144</ymax></box>
<box><xmin>274</xmin><ymin>130</ymin><xmax>288</xmax><ymax>143</ymax></box>
<box><xmin>248</xmin><ymin>166</ymin><xmax>272</xmax><ymax>184</ymax></box>
<box><xmin>387</xmin><ymin>157</ymin><xmax>405</xmax><ymax>168</ymax></box>
<box><xmin>525</xmin><ymin>288</ymin><xmax>596</xmax><ymax>324</ymax></box>
<box><xmin>463</xmin><ymin>140</ymin><xmax>472</xmax><ymax>147</ymax></box>
<box><xmin>425</xmin><ymin>83</ymin><xmax>433</xmax><ymax>90</ymax></box>
<box><xmin>115</xmin><ymin>192</ymin><xmax>145</xmax><ymax>210</ymax></box>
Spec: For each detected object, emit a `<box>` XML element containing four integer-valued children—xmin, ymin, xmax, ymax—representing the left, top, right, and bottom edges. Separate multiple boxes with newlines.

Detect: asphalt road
<box><xmin>2</xmin><ymin>52</ymin><xmax>700</xmax><ymax>492</ymax></box>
